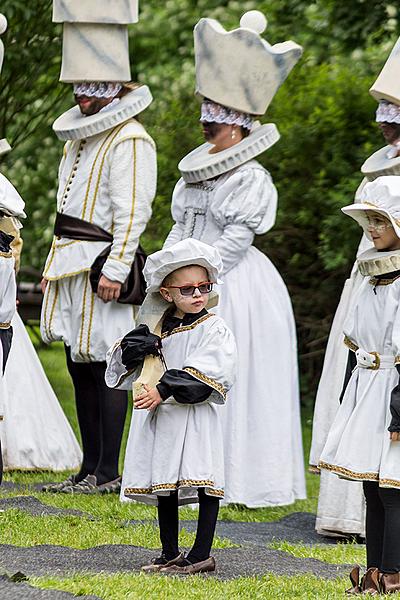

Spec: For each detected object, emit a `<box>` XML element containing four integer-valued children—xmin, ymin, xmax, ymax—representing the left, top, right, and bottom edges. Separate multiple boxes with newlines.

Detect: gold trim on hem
<box><xmin>161</xmin><ymin>313</ymin><xmax>214</xmax><ymax>339</ymax></box>
<box><xmin>319</xmin><ymin>461</ymin><xmax>379</xmax><ymax>481</ymax></box>
<box><xmin>0</xmin><ymin>251</ymin><xmax>12</xmax><ymax>258</ymax></box>
<box><xmin>308</xmin><ymin>465</ymin><xmax>321</xmax><ymax>475</ymax></box>
<box><xmin>124</xmin><ymin>478</ymin><xmax>224</xmax><ymax>498</ymax></box>
<box><xmin>184</xmin><ymin>367</ymin><xmax>227</xmax><ymax>400</ymax></box>
<box><xmin>44</xmin><ymin>267</ymin><xmax>91</xmax><ymax>281</ymax></box>
<box><xmin>0</xmin><ymin>322</ymin><xmax>11</xmax><ymax>329</ymax></box>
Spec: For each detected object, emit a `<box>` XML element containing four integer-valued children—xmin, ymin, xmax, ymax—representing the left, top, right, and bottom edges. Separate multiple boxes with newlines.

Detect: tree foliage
<box><xmin>0</xmin><ymin>0</ymin><xmax>399</xmax><ymax>401</ymax></box>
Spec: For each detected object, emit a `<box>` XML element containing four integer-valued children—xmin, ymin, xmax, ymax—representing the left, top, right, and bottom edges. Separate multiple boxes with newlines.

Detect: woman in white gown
<box><xmin>2</xmin><ymin>312</ymin><xmax>82</xmax><ymax>471</ymax></box>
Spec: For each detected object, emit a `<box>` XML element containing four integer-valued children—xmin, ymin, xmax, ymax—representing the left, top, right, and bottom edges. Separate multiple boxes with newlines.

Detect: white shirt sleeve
<box><xmin>102</xmin><ymin>138</ymin><xmax>157</xmax><ymax>283</ymax></box>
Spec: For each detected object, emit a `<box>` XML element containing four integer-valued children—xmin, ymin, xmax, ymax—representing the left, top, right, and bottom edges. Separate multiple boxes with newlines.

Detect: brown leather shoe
<box><xmin>360</xmin><ymin>568</ymin><xmax>380</xmax><ymax>595</ymax></box>
<box><xmin>380</xmin><ymin>572</ymin><xmax>400</xmax><ymax>593</ymax></box>
<box><xmin>160</xmin><ymin>556</ymin><xmax>216</xmax><ymax>575</ymax></box>
<box><xmin>141</xmin><ymin>552</ymin><xmax>184</xmax><ymax>574</ymax></box>
<box><xmin>346</xmin><ymin>566</ymin><xmax>361</xmax><ymax>595</ymax></box>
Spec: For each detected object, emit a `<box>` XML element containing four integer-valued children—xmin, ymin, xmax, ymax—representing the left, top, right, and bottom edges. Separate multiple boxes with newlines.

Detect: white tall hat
<box><xmin>370</xmin><ymin>37</ymin><xmax>400</xmax><ymax>106</ymax></box>
<box><xmin>143</xmin><ymin>239</ymin><xmax>223</xmax><ymax>294</ymax></box>
<box><xmin>0</xmin><ymin>14</ymin><xmax>11</xmax><ymax>156</ymax></box>
<box><xmin>53</xmin><ymin>0</ymin><xmax>139</xmax><ymax>83</ymax></box>
<box><xmin>194</xmin><ymin>10</ymin><xmax>303</xmax><ymax>115</ymax></box>
<box><xmin>342</xmin><ymin>176</ymin><xmax>400</xmax><ymax>240</ymax></box>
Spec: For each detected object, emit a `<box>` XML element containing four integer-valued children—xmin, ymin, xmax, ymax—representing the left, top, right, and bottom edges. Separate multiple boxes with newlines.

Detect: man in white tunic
<box><xmin>163</xmin><ymin>11</ymin><xmax>306</xmax><ymax>507</ymax></box>
<box><xmin>310</xmin><ymin>37</ymin><xmax>400</xmax><ymax>537</ymax></box>
<box><xmin>41</xmin><ymin>1</ymin><xmax>157</xmax><ymax>493</ymax></box>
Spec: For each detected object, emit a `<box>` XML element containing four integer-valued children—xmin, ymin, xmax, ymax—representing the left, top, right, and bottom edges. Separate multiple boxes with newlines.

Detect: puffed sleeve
<box><xmin>210</xmin><ymin>166</ymin><xmax>278</xmax><ymax>274</ymax></box>
<box><xmin>101</xmin><ymin>137</ymin><xmax>157</xmax><ymax>283</ymax></box>
<box><xmin>163</xmin><ymin>178</ymin><xmax>186</xmax><ymax>248</ymax></box>
<box><xmin>181</xmin><ymin>316</ymin><xmax>237</xmax><ymax>405</ymax></box>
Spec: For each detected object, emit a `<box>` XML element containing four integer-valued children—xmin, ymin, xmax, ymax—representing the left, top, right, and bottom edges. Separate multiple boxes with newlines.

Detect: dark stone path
<box><xmin>0</xmin><ymin>575</ymin><xmax>99</xmax><ymax>599</ymax></box>
<box><xmin>0</xmin><ymin>496</ymin><xmax>92</xmax><ymax>518</ymax></box>
<box><xmin>0</xmin><ymin>544</ymin><xmax>349</xmax><ymax>581</ymax></box>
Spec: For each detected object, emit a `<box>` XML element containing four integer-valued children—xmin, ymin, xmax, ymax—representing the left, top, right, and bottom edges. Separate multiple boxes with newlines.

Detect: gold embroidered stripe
<box><xmin>0</xmin><ymin>322</ymin><xmax>11</xmax><ymax>329</ymax></box>
<box><xmin>119</xmin><ymin>139</ymin><xmax>137</xmax><ymax>259</ymax></box>
<box><xmin>344</xmin><ymin>336</ymin><xmax>358</xmax><ymax>352</ymax></box>
<box><xmin>184</xmin><ymin>367</ymin><xmax>227</xmax><ymax>400</ymax></box>
<box><xmin>124</xmin><ymin>478</ymin><xmax>224</xmax><ymax>497</ymax></box>
<box><xmin>369</xmin><ymin>275</ymin><xmax>400</xmax><ymax>286</ymax></box>
<box><xmin>161</xmin><ymin>313</ymin><xmax>214</xmax><ymax>339</ymax></box>
<box><xmin>48</xmin><ymin>281</ymin><xmax>59</xmax><ymax>340</ymax></box>
<box><xmin>318</xmin><ymin>461</ymin><xmax>379</xmax><ymax>481</ymax></box>
<box><xmin>78</xmin><ymin>274</ymin><xmax>90</xmax><ymax>359</ymax></box>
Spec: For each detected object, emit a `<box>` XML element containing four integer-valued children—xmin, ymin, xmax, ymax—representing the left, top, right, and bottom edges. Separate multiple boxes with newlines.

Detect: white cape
<box><xmin>2</xmin><ymin>313</ymin><xmax>82</xmax><ymax>471</ymax></box>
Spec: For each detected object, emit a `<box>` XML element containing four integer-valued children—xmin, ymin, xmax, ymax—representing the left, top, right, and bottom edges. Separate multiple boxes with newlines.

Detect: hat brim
<box><xmin>342</xmin><ymin>203</ymin><xmax>400</xmax><ymax>241</ymax></box>
<box><xmin>145</xmin><ymin>256</ymin><xmax>223</xmax><ymax>294</ymax></box>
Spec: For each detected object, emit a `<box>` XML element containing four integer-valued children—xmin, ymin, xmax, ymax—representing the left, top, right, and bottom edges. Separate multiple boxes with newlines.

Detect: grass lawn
<box><xmin>0</xmin><ymin>336</ymin><xmax>365</xmax><ymax>598</ymax></box>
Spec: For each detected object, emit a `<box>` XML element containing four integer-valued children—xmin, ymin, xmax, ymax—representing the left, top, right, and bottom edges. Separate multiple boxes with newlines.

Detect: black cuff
<box><xmin>156</xmin><ymin>381</ymin><xmax>170</xmax><ymax>401</ymax></box>
<box><xmin>158</xmin><ymin>369</ymin><xmax>213</xmax><ymax>404</ymax></box>
<box><xmin>339</xmin><ymin>350</ymin><xmax>357</xmax><ymax>404</ymax></box>
<box><xmin>389</xmin><ymin>365</ymin><xmax>400</xmax><ymax>432</ymax></box>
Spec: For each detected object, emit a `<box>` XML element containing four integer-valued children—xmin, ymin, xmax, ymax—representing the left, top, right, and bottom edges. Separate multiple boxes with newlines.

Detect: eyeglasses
<box><xmin>366</xmin><ymin>216</ymin><xmax>393</xmax><ymax>234</ymax></box>
<box><xmin>165</xmin><ymin>282</ymin><xmax>214</xmax><ymax>296</ymax></box>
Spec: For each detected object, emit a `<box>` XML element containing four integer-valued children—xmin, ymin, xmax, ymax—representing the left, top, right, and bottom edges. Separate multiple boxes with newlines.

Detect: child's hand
<box><xmin>134</xmin><ymin>385</ymin><xmax>162</xmax><ymax>411</ymax></box>
<box><xmin>390</xmin><ymin>431</ymin><xmax>400</xmax><ymax>442</ymax></box>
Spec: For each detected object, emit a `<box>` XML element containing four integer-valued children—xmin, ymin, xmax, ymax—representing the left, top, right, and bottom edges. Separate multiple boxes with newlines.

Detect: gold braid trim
<box><xmin>319</xmin><ymin>461</ymin><xmax>379</xmax><ymax>481</ymax></box>
<box><xmin>369</xmin><ymin>274</ymin><xmax>400</xmax><ymax>287</ymax></box>
<box><xmin>344</xmin><ymin>336</ymin><xmax>358</xmax><ymax>352</ymax></box>
<box><xmin>0</xmin><ymin>322</ymin><xmax>11</xmax><ymax>329</ymax></box>
<box><xmin>0</xmin><ymin>251</ymin><xmax>12</xmax><ymax>258</ymax></box>
<box><xmin>379</xmin><ymin>478</ymin><xmax>400</xmax><ymax>489</ymax></box>
<box><xmin>161</xmin><ymin>313</ymin><xmax>214</xmax><ymax>339</ymax></box>
<box><xmin>124</xmin><ymin>478</ymin><xmax>224</xmax><ymax>498</ymax></box>
<box><xmin>308</xmin><ymin>465</ymin><xmax>321</xmax><ymax>475</ymax></box>
<box><xmin>184</xmin><ymin>367</ymin><xmax>227</xmax><ymax>400</ymax></box>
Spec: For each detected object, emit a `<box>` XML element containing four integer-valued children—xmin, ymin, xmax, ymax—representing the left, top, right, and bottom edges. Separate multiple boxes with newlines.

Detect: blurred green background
<box><xmin>1</xmin><ymin>0</ymin><xmax>398</xmax><ymax>403</ymax></box>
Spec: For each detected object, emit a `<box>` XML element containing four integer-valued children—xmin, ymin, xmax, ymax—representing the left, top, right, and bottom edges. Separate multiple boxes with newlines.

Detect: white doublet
<box><xmin>108</xmin><ymin>313</ymin><xmax>237</xmax><ymax>504</ymax></box>
<box><xmin>320</xmin><ymin>271</ymin><xmax>400</xmax><ymax>487</ymax></box>
<box><xmin>41</xmin><ymin>119</ymin><xmax>157</xmax><ymax>362</ymax></box>
<box><xmin>164</xmin><ymin>160</ymin><xmax>306</xmax><ymax>507</ymax></box>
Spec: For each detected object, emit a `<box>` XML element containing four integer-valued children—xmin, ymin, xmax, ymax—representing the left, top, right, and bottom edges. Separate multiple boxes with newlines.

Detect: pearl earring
<box><xmin>231</xmin><ymin>129</ymin><xmax>236</xmax><ymax>140</ymax></box>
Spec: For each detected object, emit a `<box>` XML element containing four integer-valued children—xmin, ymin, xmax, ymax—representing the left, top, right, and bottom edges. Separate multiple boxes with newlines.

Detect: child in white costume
<box><xmin>106</xmin><ymin>239</ymin><xmax>237</xmax><ymax>574</ymax></box>
<box><xmin>319</xmin><ymin>176</ymin><xmax>400</xmax><ymax>594</ymax></box>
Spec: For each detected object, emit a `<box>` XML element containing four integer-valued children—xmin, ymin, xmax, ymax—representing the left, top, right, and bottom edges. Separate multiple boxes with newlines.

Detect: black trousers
<box><xmin>157</xmin><ymin>488</ymin><xmax>220</xmax><ymax>563</ymax></box>
<box><xmin>0</xmin><ymin>327</ymin><xmax>13</xmax><ymax>486</ymax></box>
<box><xmin>65</xmin><ymin>346</ymin><xmax>128</xmax><ymax>485</ymax></box>
<box><xmin>363</xmin><ymin>481</ymin><xmax>400</xmax><ymax>573</ymax></box>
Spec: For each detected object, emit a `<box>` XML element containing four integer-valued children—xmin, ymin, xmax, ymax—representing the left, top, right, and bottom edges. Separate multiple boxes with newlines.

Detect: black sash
<box><xmin>54</xmin><ymin>212</ymin><xmax>146</xmax><ymax>305</ymax></box>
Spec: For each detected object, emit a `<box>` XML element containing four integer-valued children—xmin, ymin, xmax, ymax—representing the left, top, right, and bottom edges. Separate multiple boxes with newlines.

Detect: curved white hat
<box><xmin>144</xmin><ymin>239</ymin><xmax>223</xmax><ymax>293</ymax></box>
<box><xmin>0</xmin><ymin>173</ymin><xmax>26</xmax><ymax>218</ymax></box>
<box><xmin>342</xmin><ymin>175</ymin><xmax>400</xmax><ymax>240</ymax></box>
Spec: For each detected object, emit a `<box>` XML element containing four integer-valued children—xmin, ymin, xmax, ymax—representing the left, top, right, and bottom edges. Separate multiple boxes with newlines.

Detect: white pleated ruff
<box><xmin>309</xmin><ymin>236</ymin><xmax>370</xmax><ymax>536</ymax></box>
<box><xmin>216</xmin><ymin>246</ymin><xmax>306</xmax><ymax>507</ymax></box>
<box><xmin>2</xmin><ymin>313</ymin><xmax>82</xmax><ymax>471</ymax></box>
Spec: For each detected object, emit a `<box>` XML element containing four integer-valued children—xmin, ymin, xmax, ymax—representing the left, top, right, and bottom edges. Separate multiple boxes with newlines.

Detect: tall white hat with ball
<box><xmin>0</xmin><ymin>14</ymin><xmax>11</xmax><ymax>156</ymax></box>
<box><xmin>194</xmin><ymin>10</ymin><xmax>303</xmax><ymax>115</ymax></box>
<box><xmin>179</xmin><ymin>11</ymin><xmax>303</xmax><ymax>183</ymax></box>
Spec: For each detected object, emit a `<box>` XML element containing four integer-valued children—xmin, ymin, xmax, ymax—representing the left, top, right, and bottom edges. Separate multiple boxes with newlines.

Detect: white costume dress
<box><xmin>164</xmin><ymin>160</ymin><xmax>306</xmax><ymax>507</ymax></box>
<box><xmin>2</xmin><ymin>312</ymin><xmax>82</xmax><ymax>471</ymax></box>
<box><xmin>320</xmin><ymin>249</ymin><xmax>400</xmax><ymax>487</ymax></box>
<box><xmin>41</xmin><ymin>119</ymin><xmax>156</xmax><ymax>362</ymax></box>
<box><xmin>107</xmin><ymin>311</ymin><xmax>237</xmax><ymax>505</ymax></box>
<box><xmin>0</xmin><ymin>236</ymin><xmax>16</xmax><ymax>422</ymax></box>
<box><xmin>310</xmin><ymin>152</ymin><xmax>400</xmax><ymax>535</ymax></box>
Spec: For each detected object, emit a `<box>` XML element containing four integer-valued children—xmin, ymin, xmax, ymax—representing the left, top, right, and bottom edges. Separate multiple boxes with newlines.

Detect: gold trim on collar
<box><xmin>369</xmin><ymin>274</ymin><xmax>400</xmax><ymax>286</ymax></box>
<box><xmin>161</xmin><ymin>313</ymin><xmax>214</xmax><ymax>339</ymax></box>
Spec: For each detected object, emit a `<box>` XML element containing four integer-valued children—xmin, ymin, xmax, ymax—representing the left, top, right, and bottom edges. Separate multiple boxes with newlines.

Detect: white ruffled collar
<box><xmin>178</xmin><ymin>123</ymin><xmax>279</xmax><ymax>183</ymax></box>
<box><xmin>357</xmin><ymin>247</ymin><xmax>400</xmax><ymax>276</ymax></box>
<box><xmin>53</xmin><ymin>86</ymin><xmax>153</xmax><ymax>141</ymax></box>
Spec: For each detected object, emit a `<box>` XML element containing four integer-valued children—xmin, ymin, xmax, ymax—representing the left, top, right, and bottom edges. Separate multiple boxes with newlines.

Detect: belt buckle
<box><xmin>368</xmin><ymin>351</ymin><xmax>381</xmax><ymax>370</ymax></box>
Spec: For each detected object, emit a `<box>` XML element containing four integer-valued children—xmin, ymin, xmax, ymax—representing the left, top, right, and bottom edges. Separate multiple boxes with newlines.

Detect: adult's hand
<box><xmin>97</xmin><ymin>275</ymin><xmax>122</xmax><ymax>303</ymax></box>
<box><xmin>40</xmin><ymin>278</ymin><xmax>48</xmax><ymax>294</ymax></box>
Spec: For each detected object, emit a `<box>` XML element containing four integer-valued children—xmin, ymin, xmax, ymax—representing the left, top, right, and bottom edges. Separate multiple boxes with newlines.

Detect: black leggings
<box><xmin>0</xmin><ymin>327</ymin><xmax>13</xmax><ymax>486</ymax></box>
<box><xmin>157</xmin><ymin>488</ymin><xmax>220</xmax><ymax>563</ymax></box>
<box><xmin>65</xmin><ymin>346</ymin><xmax>128</xmax><ymax>485</ymax></box>
<box><xmin>363</xmin><ymin>481</ymin><xmax>400</xmax><ymax>573</ymax></box>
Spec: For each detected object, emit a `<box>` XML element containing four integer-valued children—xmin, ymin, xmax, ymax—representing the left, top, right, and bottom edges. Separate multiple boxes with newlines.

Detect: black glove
<box><xmin>121</xmin><ymin>324</ymin><xmax>162</xmax><ymax>370</ymax></box>
<box><xmin>0</xmin><ymin>231</ymin><xmax>14</xmax><ymax>253</ymax></box>
<box><xmin>389</xmin><ymin>365</ymin><xmax>400</xmax><ymax>433</ymax></box>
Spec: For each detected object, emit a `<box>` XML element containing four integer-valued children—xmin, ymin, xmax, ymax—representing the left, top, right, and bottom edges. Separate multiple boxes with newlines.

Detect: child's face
<box><xmin>366</xmin><ymin>212</ymin><xmax>400</xmax><ymax>251</ymax></box>
<box><xmin>160</xmin><ymin>265</ymin><xmax>212</xmax><ymax>317</ymax></box>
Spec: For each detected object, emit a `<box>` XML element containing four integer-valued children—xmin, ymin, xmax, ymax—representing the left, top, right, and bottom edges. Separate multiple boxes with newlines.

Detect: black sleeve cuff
<box><xmin>158</xmin><ymin>369</ymin><xmax>213</xmax><ymax>404</ymax></box>
<box><xmin>389</xmin><ymin>365</ymin><xmax>400</xmax><ymax>432</ymax></box>
<box><xmin>339</xmin><ymin>350</ymin><xmax>357</xmax><ymax>404</ymax></box>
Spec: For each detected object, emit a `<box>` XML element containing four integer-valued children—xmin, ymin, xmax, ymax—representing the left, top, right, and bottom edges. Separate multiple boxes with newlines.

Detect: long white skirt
<box><xmin>309</xmin><ymin>237</ymin><xmax>370</xmax><ymax>535</ymax></box>
<box><xmin>216</xmin><ymin>246</ymin><xmax>305</xmax><ymax>507</ymax></box>
<box><xmin>2</xmin><ymin>312</ymin><xmax>82</xmax><ymax>471</ymax></box>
